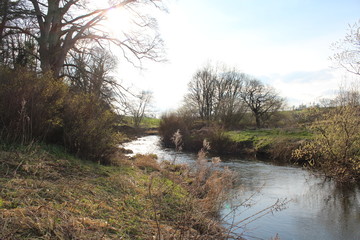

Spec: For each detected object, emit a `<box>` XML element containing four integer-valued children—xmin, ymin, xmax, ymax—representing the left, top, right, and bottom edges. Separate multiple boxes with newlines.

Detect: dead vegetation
<box><xmin>0</xmin><ymin>140</ymin><xmax>237</xmax><ymax>240</ymax></box>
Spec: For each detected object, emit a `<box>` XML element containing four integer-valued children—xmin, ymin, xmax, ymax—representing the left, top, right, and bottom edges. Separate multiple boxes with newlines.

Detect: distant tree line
<box><xmin>182</xmin><ymin>64</ymin><xmax>285</xmax><ymax>128</ymax></box>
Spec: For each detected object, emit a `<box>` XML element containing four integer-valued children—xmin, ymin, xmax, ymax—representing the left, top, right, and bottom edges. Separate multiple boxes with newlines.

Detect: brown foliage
<box><xmin>62</xmin><ymin>93</ymin><xmax>119</xmax><ymax>163</ymax></box>
<box><xmin>158</xmin><ymin>113</ymin><xmax>190</xmax><ymax>148</ymax></box>
<box><xmin>0</xmin><ymin>67</ymin><xmax>67</xmax><ymax>144</ymax></box>
<box><xmin>0</xmin><ymin>67</ymin><xmax>120</xmax><ymax>163</ymax></box>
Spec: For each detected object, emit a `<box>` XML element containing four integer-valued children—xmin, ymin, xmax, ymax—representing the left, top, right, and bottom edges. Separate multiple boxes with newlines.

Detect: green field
<box><xmin>121</xmin><ymin>116</ymin><xmax>160</xmax><ymax>128</ymax></box>
<box><xmin>140</xmin><ymin>117</ymin><xmax>161</xmax><ymax>128</ymax></box>
<box><xmin>225</xmin><ymin>128</ymin><xmax>313</xmax><ymax>149</ymax></box>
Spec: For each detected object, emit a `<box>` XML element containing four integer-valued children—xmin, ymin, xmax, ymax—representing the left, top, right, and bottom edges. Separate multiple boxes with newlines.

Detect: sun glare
<box><xmin>106</xmin><ymin>7</ymin><xmax>133</xmax><ymax>35</ymax></box>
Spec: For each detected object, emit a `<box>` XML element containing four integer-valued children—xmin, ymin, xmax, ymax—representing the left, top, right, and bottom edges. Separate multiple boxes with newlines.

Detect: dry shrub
<box><xmin>143</xmin><ymin>132</ymin><xmax>233</xmax><ymax>239</ymax></box>
<box><xmin>191</xmin><ymin>140</ymin><xmax>234</xmax><ymax>215</ymax></box>
<box><xmin>62</xmin><ymin>93</ymin><xmax>119</xmax><ymax>163</ymax></box>
<box><xmin>206</xmin><ymin>125</ymin><xmax>233</xmax><ymax>155</ymax></box>
<box><xmin>266</xmin><ymin>138</ymin><xmax>304</xmax><ymax>162</ymax></box>
<box><xmin>132</xmin><ymin>154</ymin><xmax>161</xmax><ymax>172</ymax></box>
<box><xmin>107</xmin><ymin>150</ymin><xmax>131</xmax><ymax>166</ymax></box>
<box><xmin>158</xmin><ymin>113</ymin><xmax>190</xmax><ymax>148</ymax></box>
<box><xmin>146</xmin><ymin>171</ymin><xmax>227</xmax><ymax>240</ymax></box>
<box><xmin>0</xmin><ymin>67</ymin><xmax>120</xmax><ymax>164</ymax></box>
<box><xmin>0</xmin><ymin>67</ymin><xmax>67</xmax><ymax>144</ymax></box>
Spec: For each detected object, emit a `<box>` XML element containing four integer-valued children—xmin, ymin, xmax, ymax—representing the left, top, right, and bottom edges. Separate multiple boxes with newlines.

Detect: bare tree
<box><xmin>336</xmin><ymin>83</ymin><xmax>360</xmax><ymax>107</ymax></box>
<box><xmin>187</xmin><ymin>65</ymin><xmax>217</xmax><ymax>121</ymax></box>
<box><xmin>127</xmin><ymin>90</ymin><xmax>152</xmax><ymax>128</ymax></box>
<box><xmin>65</xmin><ymin>46</ymin><xmax>130</xmax><ymax>107</ymax></box>
<box><xmin>331</xmin><ymin>20</ymin><xmax>360</xmax><ymax>76</ymax></box>
<box><xmin>241</xmin><ymin>79</ymin><xmax>284</xmax><ymax>128</ymax></box>
<box><xmin>214</xmin><ymin>68</ymin><xmax>246</xmax><ymax>128</ymax></box>
<box><xmin>2</xmin><ymin>0</ymin><xmax>165</xmax><ymax>77</ymax></box>
<box><xmin>0</xmin><ymin>0</ymin><xmax>32</xmax><ymax>66</ymax></box>
<box><xmin>185</xmin><ymin>64</ymin><xmax>247</xmax><ymax>127</ymax></box>
<box><xmin>0</xmin><ymin>0</ymin><xmax>11</xmax><ymax>43</ymax></box>
<box><xmin>0</xmin><ymin>0</ymin><xmax>23</xmax><ymax>43</ymax></box>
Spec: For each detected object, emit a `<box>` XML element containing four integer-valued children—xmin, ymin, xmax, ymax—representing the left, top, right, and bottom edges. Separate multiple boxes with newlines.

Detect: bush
<box><xmin>206</xmin><ymin>125</ymin><xmax>233</xmax><ymax>155</ymax></box>
<box><xmin>292</xmin><ymin>106</ymin><xmax>360</xmax><ymax>181</ymax></box>
<box><xmin>0</xmin><ymin>67</ymin><xmax>67</xmax><ymax>144</ymax></box>
<box><xmin>62</xmin><ymin>93</ymin><xmax>119</xmax><ymax>163</ymax></box>
<box><xmin>158</xmin><ymin>113</ymin><xmax>190</xmax><ymax>148</ymax></box>
<box><xmin>0</xmin><ymin>67</ymin><xmax>121</xmax><ymax>164</ymax></box>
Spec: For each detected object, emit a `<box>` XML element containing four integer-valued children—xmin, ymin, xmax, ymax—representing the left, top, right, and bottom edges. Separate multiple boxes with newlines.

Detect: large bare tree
<box><xmin>214</xmin><ymin>68</ymin><xmax>246</xmax><ymax>127</ymax></box>
<box><xmin>0</xmin><ymin>0</ymin><xmax>24</xmax><ymax>43</ymax></box>
<box><xmin>2</xmin><ymin>0</ymin><xmax>165</xmax><ymax>77</ymax></box>
<box><xmin>187</xmin><ymin>65</ymin><xmax>217</xmax><ymax>121</ymax></box>
<box><xmin>241</xmin><ymin>79</ymin><xmax>284</xmax><ymax>128</ymax></box>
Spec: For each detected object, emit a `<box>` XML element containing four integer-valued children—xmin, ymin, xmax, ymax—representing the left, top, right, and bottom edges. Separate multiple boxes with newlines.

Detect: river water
<box><xmin>122</xmin><ymin>135</ymin><xmax>360</xmax><ymax>240</ymax></box>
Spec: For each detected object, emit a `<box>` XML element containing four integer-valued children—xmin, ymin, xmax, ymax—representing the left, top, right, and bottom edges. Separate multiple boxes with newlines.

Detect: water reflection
<box><xmin>122</xmin><ymin>136</ymin><xmax>360</xmax><ymax>240</ymax></box>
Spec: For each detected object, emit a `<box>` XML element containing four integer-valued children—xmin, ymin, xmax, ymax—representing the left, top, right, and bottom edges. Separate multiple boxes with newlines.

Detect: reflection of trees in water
<box><xmin>226</xmin><ymin>167</ymin><xmax>360</xmax><ymax>239</ymax></box>
<box><xmin>304</xmin><ymin>178</ymin><xmax>360</xmax><ymax>237</ymax></box>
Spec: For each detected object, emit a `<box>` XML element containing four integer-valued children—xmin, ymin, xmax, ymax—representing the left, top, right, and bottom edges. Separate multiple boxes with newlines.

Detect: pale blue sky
<box><xmin>118</xmin><ymin>0</ymin><xmax>360</xmax><ymax>111</ymax></box>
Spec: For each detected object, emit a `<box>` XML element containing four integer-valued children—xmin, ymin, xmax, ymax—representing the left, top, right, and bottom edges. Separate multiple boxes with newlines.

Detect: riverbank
<box><xmin>224</xmin><ymin>129</ymin><xmax>312</xmax><ymax>162</ymax></box>
<box><xmin>0</xmin><ymin>143</ymin><xmax>231</xmax><ymax>239</ymax></box>
<box><xmin>160</xmin><ymin>127</ymin><xmax>312</xmax><ymax>163</ymax></box>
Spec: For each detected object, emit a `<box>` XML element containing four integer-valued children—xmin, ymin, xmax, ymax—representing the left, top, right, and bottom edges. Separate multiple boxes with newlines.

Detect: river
<box><xmin>122</xmin><ymin>135</ymin><xmax>360</xmax><ymax>240</ymax></box>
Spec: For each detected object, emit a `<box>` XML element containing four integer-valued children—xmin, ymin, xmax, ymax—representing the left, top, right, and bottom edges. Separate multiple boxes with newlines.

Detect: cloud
<box><xmin>260</xmin><ymin>69</ymin><xmax>340</xmax><ymax>106</ymax></box>
<box><xmin>275</xmin><ymin>69</ymin><xmax>335</xmax><ymax>84</ymax></box>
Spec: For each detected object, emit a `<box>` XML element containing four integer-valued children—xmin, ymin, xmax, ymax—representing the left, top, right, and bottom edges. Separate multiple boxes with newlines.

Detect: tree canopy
<box><xmin>0</xmin><ymin>0</ymin><xmax>165</xmax><ymax>77</ymax></box>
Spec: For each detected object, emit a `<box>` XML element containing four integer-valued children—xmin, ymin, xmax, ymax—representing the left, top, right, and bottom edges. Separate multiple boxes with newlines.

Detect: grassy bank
<box><xmin>222</xmin><ymin>129</ymin><xmax>313</xmax><ymax>162</ymax></box>
<box><xmin>159</xmin><ymin>120</ymin><xmax>313</xmax><ymax>162</ymax></box>
<box><xmin>226</xmin><ymin>129</ymin><xmax>312</xmax><ymax>147</ymax></box>
<box><xmin>0</xmin><ymin>143</ymin><xmax>230</xmax><ymax>239</ymax></box>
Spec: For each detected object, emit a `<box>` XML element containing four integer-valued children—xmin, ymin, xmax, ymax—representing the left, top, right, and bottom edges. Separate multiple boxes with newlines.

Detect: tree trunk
<box><xmin>255</xmin><ymin>114</ymin><xmax>261</xmax><ymax>128</ymax></box>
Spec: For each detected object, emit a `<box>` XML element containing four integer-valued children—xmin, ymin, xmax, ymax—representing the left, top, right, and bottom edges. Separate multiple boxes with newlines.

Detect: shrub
<box><xmin>292</xmin><ymin>106</ymin><xmax>360</xmax><ymax>181</ymax></box>
<box><xmin>62</xmin><ymin>93</ymin><xmax>119</xmax><ymax>163</ymax></box>
<box><xmin>158</xmin><ymin>113</ymin><xmax>190</xmax><ymax>148</ymax></box>
<box><xmin>0</xmin><ymin>67</ymin><xmax>121</xmax><ymax>164</ymax></box>
<box><xmin>132</xmin><ymin>154</ymin><xmax>161</xmax><ymax>172</ymax></box>
<box><xmin>206</xmin><ymin>125</ymin><xmax>233</xmax><ymax>155</ymax></box>
<box><xmin>0</xmin><ymin>67</ymin><xmax>67</xmax><ymax>144</ymax></box>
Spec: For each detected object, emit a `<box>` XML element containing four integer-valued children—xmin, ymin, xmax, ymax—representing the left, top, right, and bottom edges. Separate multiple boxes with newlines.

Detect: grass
<box><xmin>0</xmin><ymin>144</ymin><xmax>143</xmax><ymax>239</ymax></box>
<box><xmin>0</xmin><ymin>143</ymin><xmax>228</xmax><ymax>239</ymax></box>
<box><xmin>226</xmin><ymin>128</ymin><xmax>313</xmax><ymax>149</ymax></box>
<box><xmin>141</xmin><ymin>117</ymin><xmax>161</xmax><ymax>128</ymax></box>
<box><xmin>121</xmin><ymin>116</ymin><xmax>160</xmax><ymax>129</ymax></box>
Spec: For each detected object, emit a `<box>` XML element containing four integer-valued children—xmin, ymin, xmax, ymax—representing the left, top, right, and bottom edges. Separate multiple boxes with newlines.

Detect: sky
<box><xmin>115</xmin><ymin>0</ymin><xmax>360</xmax><ymax>113</ymax></box>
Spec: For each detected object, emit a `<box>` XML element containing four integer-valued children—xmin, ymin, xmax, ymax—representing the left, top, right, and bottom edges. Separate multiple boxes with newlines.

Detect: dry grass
<box><xmin>0</xmin><ymin>131</ymin><xmax>286</xmax><ymax>239</ymax></box>
<box><xmin>132</xmin><ymin>154</ymin><xmax>162</xmax><ymax>172</ymax></box>
<box><xmin>189</xmin><ymin>140</ymin><xmax>234</xmax><ymax>216</ymax></box>
<box><xmin>0</xmin><ymin>142</ymin><xmax>236</xmax><ymax>240</ymax></box>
